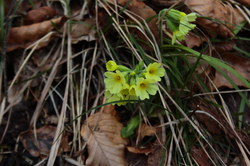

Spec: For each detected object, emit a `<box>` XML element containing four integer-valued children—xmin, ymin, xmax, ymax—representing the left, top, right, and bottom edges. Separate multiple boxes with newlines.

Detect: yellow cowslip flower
<box><xmin>144</xmin><ymin>62</ymin><xmax>165</xmax><ymax>81</ymax></box>
<box><xmin>135</xmin><ymin>78</ymin><xmax>158</xmax><ymax>100</ymax></box>
<box><xmin>106</xmin><ymin>60</ymin><xmax>118</xmax><ymax>71</ymax></box>
<box><xmin>104</xmin><ymin>70</ymin><xmax>126</xmax><ymax>94</ymax></box>
<box><xmin>162</xmin><ymin>9</ymin><xmax>197</xmax><ymax>44</ymax></box>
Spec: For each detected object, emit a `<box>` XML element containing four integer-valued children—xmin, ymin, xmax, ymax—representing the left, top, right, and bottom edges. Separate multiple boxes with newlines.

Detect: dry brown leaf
<box><xmin>185</xmin><ymin>32</ymin><xmax>207</xmax><ymax>48</ymax></box>
<box><xmin>147</xmin><ymin>127</ymin><xmax>165</xmax><ymax>166</ymax></box>
<box><xmin>193</xmin><ymin>103</ymin><xmax>222</xmax><ymax>135</ymax></box>
<box><xmin>235</xmin><ymin>0</ymin><xmax>250</xmax><ymax>6</ymax></box>
<box><xmin>7</xmin><ymin>17</ymin><xmax>65</xmax><ymax>52</ymax></box>
<box><xmin>136</xmin><ymin>123</ymin><xmax>156</xmax><ymax>142</ymax></box>
<box><xmin>147</xmin><ymin>139</ymin><xmax>164</xmax><ymax>166</ymax></box>
<box><xmin>185</xmin><ymin>0</ymin><xmax>245</xmax><ymax>38</ymax></box>
<box><xmin>4</xmin><ymin>0</ymin><xmax>42</xmax><ymax>16</ymax></box>
<box><xmin>20</xmin><ymin>125</ymin><xmax>70</xmax><ymax>157</ymax></box>
<box><xmin>71</xmin><ymin>18</ymin><xmax>96</xmax><ymax>43</ymax></box>
<box><xmin>212</xmin><ymin>52</ymin><xmax>250</xmax><ymax>89</ymax></box>
<box><xmin>212</xmin><ymin>41</ymin><xmax>236</xmax><ymax>53</ymax></box>
<box><xmin>24</xmin><ymin>6</ymin><xmax>57</xmax><ymax>25</ymax></box>
<box><xmin>191</xmin><ymin>101</ymin><xmax>250</xmax><ymax>150</ymax></box>
<box><xmin>150</xmin><ymin>0</ymin><xmax>178</xmax><ymax>7</ymax></box>
<box><xmin>126</xmin><ymin>146</ymin><xmax>151</xmax><ymax>154</ymax></box>
<box><xmin>191</xmin><ymin>146</ymin><xmax>213</xmax><ymax>166</ymax></box>
<box><xmin>108</xmin><ymin>0</ymin><xmax>159</xmax><ymax>40</ymax></box>
<box><xmin>81</xmin><ymin>105</ymin><xmax>128</xmax><ymax>166</ymax></box>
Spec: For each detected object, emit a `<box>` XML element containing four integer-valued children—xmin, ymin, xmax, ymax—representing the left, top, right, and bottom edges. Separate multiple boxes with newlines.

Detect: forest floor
<box><xmin>0</xmin><ymin>0</ymin><xmax>250</xmax><ymax>165</ymax></box>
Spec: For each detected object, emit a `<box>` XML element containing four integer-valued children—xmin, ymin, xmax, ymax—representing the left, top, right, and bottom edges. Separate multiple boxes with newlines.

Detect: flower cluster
<box><xmin>104</xmin><ymin>60</ymin><xmax>165</xmax><ymax>105</ymax></box>
<box><xmin>159</xmin><ymin>9</ymin><xmax>197</xmax><ymax>44</ymax></box>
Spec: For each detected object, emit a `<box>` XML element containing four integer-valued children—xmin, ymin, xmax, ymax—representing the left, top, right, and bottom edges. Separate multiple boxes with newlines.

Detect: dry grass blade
<box><xmin>30</xmin><ymin>49</ymin><xmax>61</xmax><ymax>127</ymax></box>
<box><xmin>47</xmin><ymin>22</ymin><xmax>71</xmax><ymax>165</ymax></box>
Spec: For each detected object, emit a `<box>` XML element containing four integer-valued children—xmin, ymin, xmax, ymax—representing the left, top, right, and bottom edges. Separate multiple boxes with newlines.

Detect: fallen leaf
<box><xmin>193</xmin><ymin>104</ymin><xmax>222</xmax><ymax>135</ymax></box>
<box><xmin>7</xmin><ymin>16</ymin><xmax>65</xmax><ymax>52</ymax></box>
<box><xmin>185</xmin><ymin>32</ymin><xmax>207</xmax><ymax>48</ymax></box>
<box><xmin>24</xmin><ymin>6</ymin><xmax>57</xmax><ymax>25</ymax></box>
<box><xmin>81</xmin><ymin>105</ymin><xmax>128</xmax><ymax>166</ymax></box>
<box><xmin>150</xmin><ymin>0</ymin><xmax>178</xmax><ymax>7</ymax></box>
<box><xmin>212</xmin><ymin>52</ymin><xmax>250</xmax><ymax>89</ymax></box>
<box><xmin>20</xmin><ymin>125</ymin><xmax>70</xmax><ymax>157</ymax></box>
<box><xmin>191</xmin><ymin>101</ymin><xmax>250</xmax><ymax>150</ymax></box>
<box><xmin>235</xmin><ymin>0</ymin><xmax>250</xmax><ymax>6</ymax></box>
<box><xmin>4</xmin><ymin>0</ymin><xmax>42</xmax><ymax>16</ymax></box>
<box><xmin>191</xmin><ymin>146</ymin><xmax>213</xmax><ymax>166</ymax></box>
<box><xmin>126</xmin><ymin>151</ymin><xmax>148</xmax><ymax>166</ymax></box>
<box><xmin>127</xmin><ymin>146</ymin><xmax>151</xmax><ymax>154</ymax></box>
<box><xmin>212</xmin><ymin>41</ymin><xmax>236</xmax><ymax>53</ymax></box>
<box><xmin>147</xmin><ymin>128</ymin><xmax>165</xmax><ymax>166</ymax></box>
<box><xmin>108</xmin><ymin>0</ymin><xmax>159</xmax><ymax>40</ymax></box>
<box><xmin>185</xmin><ymin>0</ymin><xmax>245</xmax><ymax>38</ymax></box>
<box><xmin>136</xmin><ymin>123</ymin><xmax>156</xmax><ymax>142</ymax></box>
<box><xmin>71</xmin><ymin>18</ymin><xmax>96</xmax><ymax>43</ymax></box>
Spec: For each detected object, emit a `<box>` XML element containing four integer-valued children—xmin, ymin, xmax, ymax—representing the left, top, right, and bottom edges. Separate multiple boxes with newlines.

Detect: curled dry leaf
<box><xmin>20</xmin><ymin>125</ymin><xmax>69</xmax><ymax>157</ymax></box>
<box><xmin>81</xmin><ymin>105</ymin><xmax>128</xmax><ymax>166</ymax></box>
<box><xmin>127</xmin><ymin>146</ymin><xmax>151</xmax><ymax>154</ymax></box>
<box><xmin>71</xmin><ymin>18</ymin><xmax>96</xmax><ymax>43</ymax></box>
<box><xmin>212</xmin><ymin>52</ymin><xmax>250</xmax><ymax>89</ymax></box>
<box><xmin>24</xmin><ymin>6</ymin><xmax>57</xmax><ymax>25</ymax></box>
<box><xmin>7</xmin><ymin>17</ymin><xmax>65</xmax><ymax>52</ymax></box>
<box><xmin>185</xmin><ymin>0</ymin><xmax>245</xmax><ymax>38</ymax></box>
<box><xmin>136</xmin><ymin>123</ymin><xmax>156</xmax><ymax>142</ymax></box>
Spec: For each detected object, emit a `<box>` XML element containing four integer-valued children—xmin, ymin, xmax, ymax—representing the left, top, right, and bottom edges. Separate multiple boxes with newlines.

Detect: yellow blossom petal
<box><xmin>145</xmin><ymin>62</ymin><xmax>165</xmax><ymax>81</ymax></box>
<box><xmin>135</xmin><ymin>78</ymin><xmax>158</xmax><ymax>100</ymax></box>
<box><xmin>104</xmin><ymin>70</ymin><xmax>126</xmax><ymax>94</ymax></box>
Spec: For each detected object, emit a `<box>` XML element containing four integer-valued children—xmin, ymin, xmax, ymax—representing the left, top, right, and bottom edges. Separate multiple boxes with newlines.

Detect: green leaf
<box><xmin>121</xmin><ymin>116</ymin><xmax>140</xmax><ymax>138</ymax></box>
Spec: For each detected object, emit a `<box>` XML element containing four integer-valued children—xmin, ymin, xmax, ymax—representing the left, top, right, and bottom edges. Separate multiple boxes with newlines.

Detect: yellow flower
<box><xmin>104</xmin><ymin>71</ymin><xmax>126</xmax><ymax>94</ymax></box>
<box><xmin>135</xmin><ymin>78</ymin><xmax>158</xmax><ymax>100</ymax></box>
<box><xmin>163</xmin><ymin>9</ymin><xmax>197</xmax><ymax>44</ymax></box>
<box><xmin>106</xmin><ymin>60</ymin><xmax>118</xmax><ymax>71</ymax></box>
<box><xmin>145</xmin><ymin>62</ymin><xmax>165</xmax><ymax>81</ymax></box>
